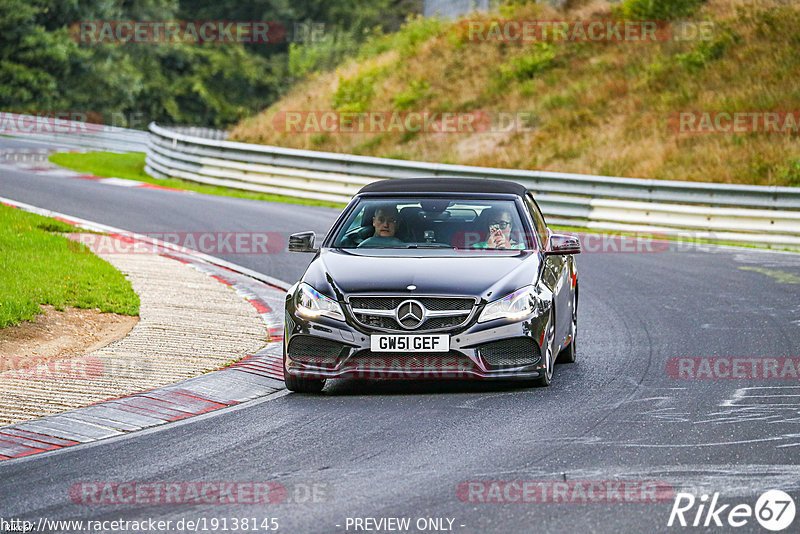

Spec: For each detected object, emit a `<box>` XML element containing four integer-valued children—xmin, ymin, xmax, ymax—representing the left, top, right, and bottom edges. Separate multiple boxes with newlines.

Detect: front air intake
<box><xmin>287</xmin><ymin>336</ymin><xmax>348</xmax><ymax>366</ymax></box>
<box><xmin>478</xmin><ymin>338</ymin><xmax>541</xmax><ymax>369</ymax></box>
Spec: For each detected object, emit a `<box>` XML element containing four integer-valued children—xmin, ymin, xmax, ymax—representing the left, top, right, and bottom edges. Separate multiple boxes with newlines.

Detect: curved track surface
<box><xmin>1</xmin><ymin>138</ymin><xmax>799</xmax><ymax>533</ymax></box>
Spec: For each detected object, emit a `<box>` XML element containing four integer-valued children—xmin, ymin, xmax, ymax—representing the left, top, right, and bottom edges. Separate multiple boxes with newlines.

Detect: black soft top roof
<box><xmin>357</xmin><ymin>177</ymin><xmax>528</xmax><ymax>196</ymax></box>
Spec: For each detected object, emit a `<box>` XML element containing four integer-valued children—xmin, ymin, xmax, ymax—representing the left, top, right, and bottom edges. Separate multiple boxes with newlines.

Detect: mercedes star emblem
<box><xmin>396</xmin><ymin>300</ymin><xmax>425</xmax><ymax>329</ymax></box>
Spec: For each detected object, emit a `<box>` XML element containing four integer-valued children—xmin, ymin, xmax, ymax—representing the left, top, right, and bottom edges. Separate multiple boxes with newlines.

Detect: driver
<box><xmin>358</xmin><ymin>205</ymin><xmax>405</xmax><ymax>248</ymax></box>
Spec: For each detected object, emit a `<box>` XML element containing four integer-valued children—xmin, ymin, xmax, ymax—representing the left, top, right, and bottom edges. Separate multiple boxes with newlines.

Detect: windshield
<box><xmin>331</xmin><ymin>197</ymin><xmax>533</xmax><ymax>250</ymax></box>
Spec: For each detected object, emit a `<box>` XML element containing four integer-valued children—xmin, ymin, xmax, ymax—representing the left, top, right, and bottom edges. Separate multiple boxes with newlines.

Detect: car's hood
<box><xmin>302</xmin><ymin>248</ymin><xmax>541</xmax><ymax>302</ymax></box>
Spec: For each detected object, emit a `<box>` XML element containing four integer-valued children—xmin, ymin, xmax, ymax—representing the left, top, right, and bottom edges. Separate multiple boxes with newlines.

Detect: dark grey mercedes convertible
<box><xmin>283</xmin><ymin>178</ymin><xmax>580</xmax><ymax>393</ymax></box>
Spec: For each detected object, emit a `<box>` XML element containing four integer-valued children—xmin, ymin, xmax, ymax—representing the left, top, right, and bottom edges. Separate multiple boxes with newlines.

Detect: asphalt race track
<box><xmin>1</xmin><ymin>137</ymin><xmax>799</xmax><ymax>533</ymax></box>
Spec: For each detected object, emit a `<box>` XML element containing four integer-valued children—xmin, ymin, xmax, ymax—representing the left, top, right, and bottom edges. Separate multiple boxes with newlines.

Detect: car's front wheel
<box><xmin>531</xmin><ymin>309</ymin><xmax>555</xmax><ymax>387</ymax></box>
<box><xmin>557</xmin><ymin>286</ymin><xmax>578</xmax><ymax>364</ymax></box>
<box><xmin>285</xmin><ymin>372</ymin><xmax>326</xmax><ymax>393</ymax></box>
<box><xmin>283</xmin><ymin>348</ymin><xmax>326</xmax><ymax>393</ymax></box>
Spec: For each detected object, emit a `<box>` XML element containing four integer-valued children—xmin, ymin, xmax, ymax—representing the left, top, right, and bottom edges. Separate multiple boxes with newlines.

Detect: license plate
<box><xmin>370</xmin><ymin>334</ymin><xmax>450</xmax><ymax>353</ymax></box>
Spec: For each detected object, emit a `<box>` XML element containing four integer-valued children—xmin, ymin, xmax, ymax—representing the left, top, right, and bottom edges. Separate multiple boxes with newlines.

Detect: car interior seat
<box><xmin>340</xmin><ymin>205</ymin><xmax>376</xmax><ymax>247</ymax></box>
<box><xmin>467</xmin><ymin>209</ymin><xmax>492</xmax><ymax>245</ymax></box>
<box><xmin>397</xmin><ymin>206</ymin><xmax>423</xmax><ymax>243</ymax></box>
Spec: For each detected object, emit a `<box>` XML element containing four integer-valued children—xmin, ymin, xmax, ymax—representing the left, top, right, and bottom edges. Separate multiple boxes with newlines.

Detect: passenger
<box><xmin>471</xmin><ymin>207</ymin><xmax>524</xmax><ymax>249</ymax></box>
<box><xmin>358</xmin><ymin>205</ymin><xmax>405</xmax><ymax>247</ymax></box>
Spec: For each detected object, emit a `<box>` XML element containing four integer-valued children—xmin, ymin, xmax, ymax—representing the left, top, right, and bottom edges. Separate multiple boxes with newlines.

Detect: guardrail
<box><xmin>146</xmin><ymin>122</ymin><xmax>800</xmax><ymax>249</ymax></box>
<box><xmin>0</xmin><ymin>112</ymin><xmax>147</xmax><ymax>153</ymax></box>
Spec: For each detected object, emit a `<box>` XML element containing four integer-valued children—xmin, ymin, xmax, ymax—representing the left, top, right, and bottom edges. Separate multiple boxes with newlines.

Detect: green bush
<box><xmin>614</xmin><ymin>0</ymin><xmax>706</xmax><ymax>20</ymax></box>
<box><xmin>360</xmin><ymin>15</ymin><xmax>444</xmax><ymax>60</ymax></box>
<box><xmin>332</xmin><ymin>66</ymin><xmax>386</xmax><ymax>112</ymax></box>
<box><xmin>288</xmin><ymin>29</ymin><xmax>371</xmax><ymax>79</ymax></box>
<box><xmin>675</xmin><ymin>30</ymin><xmax>737</xmax><ymax>71</ymax></box>
<box><xmin>776</xmin><ymin>158</ymin><xmax>800</xmax><ymax>186</ymax></box>
<box><xmin>500</xmin><ymin>42</ymin><xmax>556</xmax><ymax>81</ymax></box>
<box><xmin>393</xmin><ymin>79</ymin><xmax>431</xmax><ymax>110</ymax></box>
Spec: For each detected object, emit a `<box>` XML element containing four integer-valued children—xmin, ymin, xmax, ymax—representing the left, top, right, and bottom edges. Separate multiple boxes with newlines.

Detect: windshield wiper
<box><xmin>405</xmin><ymin>243</ymin><xmax>454</xmax><ymax>248</ymax></box>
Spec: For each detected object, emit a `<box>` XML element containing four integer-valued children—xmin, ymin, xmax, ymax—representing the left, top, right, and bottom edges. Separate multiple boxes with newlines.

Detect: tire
<box><xmin>557</xmin><ymin>286</ymin><xmax>578</xmax><ymax>364</ymax></box>
<box><xmin>532</xmin><ymin>309</ymin><xmax>556</xmax><ymax>387</ymax></box>
<box><xmin>284</xmin><ymin>372</ymin><xmax>326</xmax><ymax>393</ymax></box>
<box><xmin>283</xmin><ymin>348</ymin><xmax>326</xmax><ymax>393</ymax></box>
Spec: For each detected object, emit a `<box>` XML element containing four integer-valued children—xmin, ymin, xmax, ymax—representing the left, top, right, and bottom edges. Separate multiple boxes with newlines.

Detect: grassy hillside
<box><xmin>230</xmin><ymin>0</ymin><xmax>800</xmax><ymax>187</ymax></box>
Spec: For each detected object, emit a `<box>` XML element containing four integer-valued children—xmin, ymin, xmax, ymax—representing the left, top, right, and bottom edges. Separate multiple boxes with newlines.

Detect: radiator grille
<box><xmin>348</xmin><ymin>295</ymin><xmax>475</xmax><ymax>332</ymax></box>
<box><xmin>349</xmin><ymin>297</ymin><xmax>473</xmax><ymax>311</ymax></box>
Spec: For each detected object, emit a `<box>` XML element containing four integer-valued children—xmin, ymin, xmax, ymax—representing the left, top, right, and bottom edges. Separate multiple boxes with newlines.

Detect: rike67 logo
<box><xmin>668</xmin><ymin>490</ymin><xmax>795</xmax><ymax>531</ymax></box>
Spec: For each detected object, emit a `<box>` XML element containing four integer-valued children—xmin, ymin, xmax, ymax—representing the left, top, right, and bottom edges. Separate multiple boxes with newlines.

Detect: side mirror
<box><xmin>288</xmin><ymin>231</ymin><xmax>318</xmax><ymax>252</ymax></box>
<box><xmin>545</xmin><ymin>233</ymin><xmax>581</xmax><ymax>255</ymax></box>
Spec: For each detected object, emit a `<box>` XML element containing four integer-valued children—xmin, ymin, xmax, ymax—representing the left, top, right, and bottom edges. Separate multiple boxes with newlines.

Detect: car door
<box><xmin>525</xmin><ymin>193</ymin><xmax>570</xmax><ymax>347</ymax></box>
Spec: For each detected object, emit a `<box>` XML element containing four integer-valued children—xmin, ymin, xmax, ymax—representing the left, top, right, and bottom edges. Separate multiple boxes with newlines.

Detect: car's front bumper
<box><xmin>283</xmin><ymin>303</ymin><xmax>551</xmax><ymax>381</ymax></box>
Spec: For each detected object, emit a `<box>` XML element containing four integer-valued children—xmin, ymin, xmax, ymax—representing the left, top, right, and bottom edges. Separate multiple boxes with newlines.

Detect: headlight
<box><xmin>295</xmin><ymin>283</ymin><xmax>345</xmax><ymax>321</ymax></box>
<box><xmin>478</xmin><ymin>285</ymin><xmax>545</xmax><ymax>323</ymax></box>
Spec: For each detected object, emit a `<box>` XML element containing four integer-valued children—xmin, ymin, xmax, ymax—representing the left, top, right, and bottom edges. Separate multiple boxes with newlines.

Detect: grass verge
<box><xmin>0</xmin><ymin>204</ymin><xmax>140</xmax><ymax>328</ymax></box>
<box><xmin>48</xmin><ymin>152</ymin><xmax>347</xmax><ymax>209</ymax></box>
